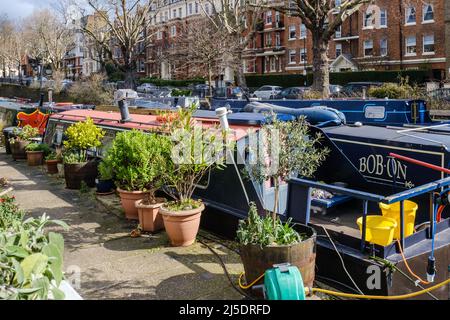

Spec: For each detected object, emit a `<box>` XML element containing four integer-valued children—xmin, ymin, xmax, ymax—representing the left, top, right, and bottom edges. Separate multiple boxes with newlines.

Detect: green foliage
<box><xmin>11</xmin><ymin>125</ymin><xmax>39</xmax><ymax>144</ymax></box>
<box><xmin>45</xmin><ymin>151</ymin><xmax>61</xmax><ymax>161</ymax></box>
<box><xmin>25</xmin><ymin>143</ymin><xmax>51</xmax><ymax>156</ymax></box>
<box><xmin>106</xmin><ymin>130</ymin><xmax>172</xmax><ymax>198</ymax></box>
<box><xmin>368</xmin><ymin>77</ymin><xmax>419</xmax><ymax>99</ymax></box>
<box><xmin>245</xmin><ymin>70</ymin><xmax>431</xmax><ymax>88</ymax></box>
<box><xmin>139</xmin><ymin>77</ymin><xmax>205</xmax><ymax>87</ymax></box>
<box><xmin>162</xmin><ymin>106</ymin><xmax>231</xmax><ymax>206</ymax></box>
<box><xmin>63</xmin><ymin>117</ymin><xmax>105</xmax><ymax>163</ymax></box>
<box><xmin>171</xmin><ymin>89</ymin><xmax>192</xmax><ymax>97</ymax></box>
<box><xmin>0</xmin><ymin>195</ymin><xmax>68</xmax><ymax>300</ymax></box>
<box><xmin>67</xmin><ymin>73</ymin><xmax>114</xmax><ymax>105</ymax></box>
<box><xmin>237</xmin><ymin>203</ymin><xmax>304</xmax><ymax>247</ymax></box>
<box><xmin>98</xmin><ymin>159</ymin><xmax>114</xmax><ymax>181</ymax></box>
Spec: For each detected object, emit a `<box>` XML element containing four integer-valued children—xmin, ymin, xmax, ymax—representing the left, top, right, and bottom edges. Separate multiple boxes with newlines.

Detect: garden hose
<box><xmin>396</xmin><ymin>239</ymin><xmax>430</xmax><ymax>285</ymax></box>
<box><xmin>305</xmin><ymin>277</ymin><xmax>450</xmax><ymax>300</ymax></box>
<box><xmin>238</xmin><ymin>270</ymin><xmax>450</xmax><ymax>300</ymax></box>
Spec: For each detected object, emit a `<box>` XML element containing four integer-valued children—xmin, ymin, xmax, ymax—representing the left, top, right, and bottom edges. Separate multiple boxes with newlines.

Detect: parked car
<box><xmin>341</xmin><ymin>82</ymin><xmax>383</xmax><ymax>96</ymax></box>
<box><xmin>192</xmin><ymin>84</ymin><xmax>214</xmax><ymax>97</ymax></box>
<box><xmin>136</xmin><ymin>83</ymin><xmax>157</xmax><ymax>93</ymax></box>
<box><xmin>274</xmin><ymin>87</ymin><xmax>308</xmax><ymax>99</ymax></box>
<box><xmin>252</xmin><ymin>85</ymin><xmax>283</xmax><ymax>99</ymax></box>
<box><xmin>329</xmin><ymin>84</ymin><xmax>343</xmax><ymax>95</ymax></box>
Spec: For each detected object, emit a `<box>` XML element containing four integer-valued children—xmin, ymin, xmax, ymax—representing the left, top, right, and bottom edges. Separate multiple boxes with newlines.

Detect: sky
<box><xmin>0</xmin><ymin>0</ymin><xmax>55</xmax><ymax>19</ymax></box>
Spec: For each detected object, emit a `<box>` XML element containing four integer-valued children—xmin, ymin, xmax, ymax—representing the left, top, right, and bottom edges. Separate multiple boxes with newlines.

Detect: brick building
<box><xmin>244</xmin><ymin>0</ymin><xmax>447</xmax><ymax>80</ymax></box>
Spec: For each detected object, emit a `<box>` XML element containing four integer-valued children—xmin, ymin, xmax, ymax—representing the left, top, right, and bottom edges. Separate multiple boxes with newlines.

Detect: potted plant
<box><xmin>237</xmin><ymin>116</ymin><xmax>328</xmax><ymax>289</ymax></box>
<box><xmin>45</xmin><ymin>152</ymin><xmax>61</xmax><ymax>174</ymax></box>
<box><xmin>96</xmin><ymin>158</ymin><xmax>116</xmax><ymax>195</ymax></box>
<box><xmin>158</xmin><ymin>107</ymin><xmax>229</xmax><ymax>246</ymax></box>
<box><xmin>132</xmin><ymin>134</ymin><xmax>171</xmax><ymax>232</ymax></box>
<box><xmin>25</xmin><ymin>143</ymin><xmax>50</xmax><ymax>166</ymax></box>
<box><xmin>10</xmin><ymin>125</ymin><xmax>40</xmax><ymax>160</ymax></box>
<box><xmin>107</xmin><ymin>130</ymin><xmax>165</xmax><ymax>220</ymax></box>
<box><xmin>62</xmin><ymin>117</ymin><xmax>105</xmax><ymax>190</ymax></box>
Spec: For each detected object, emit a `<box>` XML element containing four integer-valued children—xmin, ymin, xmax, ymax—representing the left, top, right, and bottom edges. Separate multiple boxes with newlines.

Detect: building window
<box><xmin>266</xmin><ymin>11</ymin><xmax>272</xmax><ymax>24</ymax></box>
<box><xmin>423</xmin><ymin>4</ymin><xmax>434</xmax><ymax>22</ymax></box>
<box><xmin>156</xmin><ymin>31</ymin><xmax>163</xmax><ymax>40</ymax></box>
<box><xmin>423</xmin><ymin>34</ymin><xmax>435</xmax><ymax>54</ymax></box>
<box><xmin>405</xmin><ymin>36</ymin><xmax>416</xmax><ymax>55</ymax></box>
<box><xmin>380</xmin><ymin>38</ymin><xmax>388</xmax><ymax>56</ymax></box>
<box><xmin>289</xmin><ymin>49</ymin><xmax>296</xmax><ymax>64</ymax></box>
<box><xmin>335</xmin><ymin>25</ymin><xmax>341</xmax><ymax>38</ymax></box>
<box><xmin>300</xmin><ymin>48</ymin><xmax>307</xmax><ymax>62</ymax></box>
<box><xmin>195</xmin><ymin>2</ymin><xmax>198</xmax><ymax>13</ymax></box>
<box><xmin>289</xmin><ymin>25</ymin><xmax>296</xmax><ymax>40</ymax></box>
<box><xmin>179</xmin><ymin>8</ymin><xmax>182</xmax><ymax>17</ymax></box>
<box><xmin>275</xmin><ymin>33</ymin><xmax>281</xmax><ymax>47</ymax></box>
<box><xmin>188</xmin><ymin>3</ymin><xmax>192</xmax><ymax>15</ymax></box>
<box><xmin>300</xmin><ymin>23</ymin><xmax>307</xmax><ymax>38</ymax></box>
<box><xmin>205</xmin><ymin>3</ymin><xmax>209</xmax><ymax>14</ymax></box>
<box><xmin>170</xmin><ymin>25</ymin><xmax>177</xmax><ymax>37</ymax></box>
<box><xmin>275</xmin><ymin>11</ymin><xmax>280</xmax><ymax>23</ymax></box>
<box><xmin>364</xmin><ymin>9</ymin><xmax>375</xmax><ymax>28</ymax></box>
<box><xmin>406</xmin><ymin>6</ymin><xmax>416</xmax><ymax>24</ymax></box>
<box><xmin>335</xmin><ymin>43</ymin><xmax>342</xmax><ymax>57</ymax></box>
<box><xmin>335</xmin><ymin>0</ymin><xmax>341</xmax><ymax>7</ymax></box>
<box><xmin>380</xmin><ymin>9</ymin><xmax>387</xmax><ymax>27</ymax></box>
<box><xmin>265</xmin><ymin>33</ymin><xmax>272</xmax><ymax>47</ymax></box>
<box><xmin>270</xmin><ymin>57</ymin><xmax>277</xmax><ymax>72</ymax></box>
<box><xmin>363</xmin><ymin>40</ymin><xmax>373</xmax><ymax>57</ymax></box>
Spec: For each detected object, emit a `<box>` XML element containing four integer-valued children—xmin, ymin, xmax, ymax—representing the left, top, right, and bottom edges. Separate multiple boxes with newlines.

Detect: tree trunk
<box><xmin>311</xmin><ymin>35</ymin><xmax>330</xmax><ymax>98</ymax></box>
<box><xmin>235</xmin><ymin>51</ymin><xmax>247</xmax><ymax>88</ymax></box>
<box><xmin>208</xmin><ymin>65</ymin><xmax>213</xmax><ymax>98</ymax></box>
<box><xmin>124</xmin><ymin>69</ymin><xmax>135</xmax><ymax>89</ymax></box>
<box><xmin>272</xmin><ymin>181</ymin><xmax>279</xmax><ymax>229</ymax></box>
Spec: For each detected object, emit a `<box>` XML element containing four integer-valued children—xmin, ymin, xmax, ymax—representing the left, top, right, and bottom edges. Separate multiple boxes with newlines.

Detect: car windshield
<box><xmin>259</xmin><ymin>86</ymin><xmax>272</xmax><ymax>91</ymax></box>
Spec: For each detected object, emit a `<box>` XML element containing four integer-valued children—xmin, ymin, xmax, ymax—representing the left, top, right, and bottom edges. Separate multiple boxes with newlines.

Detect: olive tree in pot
<box><xmin>10</xmin><ymin>125</ymin><xmax>40</xmax><ymax>160</ymax></box>
<box><xmin>25</xmin><ymin>143</ymin><xmax>51</xmax><ymax>166</ymax></box>
<box><xmin>237</xmin><ymin>116</ymin><xmax>328</xmax><ymax>289</ymax></box>
<box><xmin>159</xmin><ymin>107</ymin><xmax>229</xmax><ymax>247</ymax></box>
<box><xmin>62</xmin><ymin>118</ymin><xmax>105</xmax><ymax>190</ymax></box>
<box><xmin>106</xmin><ymin>130</ymin><xmax>169</xmax><ymax>221</ymax></box>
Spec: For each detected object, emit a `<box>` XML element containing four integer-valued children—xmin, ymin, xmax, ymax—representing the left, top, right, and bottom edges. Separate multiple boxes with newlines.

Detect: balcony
<box><xmin>334</xmin><ymin>33</ymin><xmax>359</xmax><ymax>41</ymax></box>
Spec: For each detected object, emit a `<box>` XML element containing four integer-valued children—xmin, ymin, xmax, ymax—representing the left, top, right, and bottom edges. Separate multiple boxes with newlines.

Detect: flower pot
<box><xmin>26</xmin><ymin>151</ymin><xmax>44</xmax><ymax>166</ymax></box>
<box><xmin>96</xmin><ymin>179</ymin><xmax>115</xmax><ymax>194</ymax></box>
<box><xmin>11</xmin><ymin>140</ymin><xmax>30</xmax><ymax>160</ymax></box>
<box><xmin>64</xmin><ymin>161</ymin><xmax>98</xmax><ymax>190</ymax></box>
<box><xmin>117</xmin><ymin>188</ymin><xmax>149</xmax><ymax>220</ymax></box>
<box><xmin>239</xmin><ymin>224</ymin><xmax>316</xmax><ymax>289</ymax></box>
<box><xmin>135</xmin><ymin>198</ymin><xmax>166</xmax><ymax>232</ymax></box>
<box><xmin>159</xmin><ymin>203</ymin><xmax>205</xmax><ymax>247</ymax></box>
<box><xmin>46</xmin><ymin>160</ymin><xmax>59</xmax><ymax>174</ymax></box>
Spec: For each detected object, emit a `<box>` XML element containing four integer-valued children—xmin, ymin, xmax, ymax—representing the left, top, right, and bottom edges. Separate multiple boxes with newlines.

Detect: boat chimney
<box><xmin>114</xmin><ymin>89</ymin><xmax>137</xmax><ymax>123</ymax></box>
<box><xmin>215</xmin><ymin>107</ymin><xmax>232</xmax><ymax>130</ymax></box>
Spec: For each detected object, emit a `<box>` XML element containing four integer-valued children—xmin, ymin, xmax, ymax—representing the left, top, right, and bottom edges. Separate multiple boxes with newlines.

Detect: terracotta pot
<box><xmin>239</xmin><ymin>224</ymin><xmax>316</xmax><ymax>289</ymax></box>
<box><xmin>11</xmin><ymin>140</ymin><xmax>30</xmax><ymax>160</ymax></box>
<box><xmin>46</xmin><ymin>160</ymin><xmax>59</xmax><ymax>174</ymax></box>
<box><xmin>26</xmin><ymin>151</ymin><xmax>44</xmax><ymax>166</ymax></box>
<box><xmin>135</xmin><ymin>198</ymin><xmax>166</xmax><ymax>232</ymax></box>
<box><xmin>117</xmin><ymin>188</ymin><xmax>149</xmax><ymax>220</ymax></box>
<box><xmin>64</xmin><ymin>161</ymin><xmax>98</xmax><ymax>189</ymax></box>
<box><xmin>159</xmin><ymin>203</ymin><xmax>205</xmax><ymax>247</ymax></box>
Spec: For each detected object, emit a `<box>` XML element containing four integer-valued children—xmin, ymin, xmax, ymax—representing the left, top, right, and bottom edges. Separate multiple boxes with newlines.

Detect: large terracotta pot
<box><xmin>135</xmin><ymin>198</ymin><xmax>166</xmax><ymax>232</ymax></box>
<box><xmin>159</xmin><ymin>203</ymin><xmax>205</xmax><ymax>247</ymax></box>
<box><xmin>239</xmin><ymin>224</ymin><xmax>316</xmax><ymax>289</ymax></box>
<box><xmin>26</xmin><ymin>151</ymin><xmax>44</xmax><ymax>166</ymax></box>
<box><xmin>117</xmin><ymin>188</ymin><xmax>149</xmax><ymax>220</ymax></box>
<box><xmin>11</xmin><ymin>140</ymin><xmax>30</xmax><ymax>160</ymax></box>
<box><xmin>64</xmin><ymin>161</ymin><xmax>98</xmax><ymax>189</ymax></box>
<box><xmin>46</xmin><ymin>160</ymin><xmax>59</xmax><ymax>174</ymax></box>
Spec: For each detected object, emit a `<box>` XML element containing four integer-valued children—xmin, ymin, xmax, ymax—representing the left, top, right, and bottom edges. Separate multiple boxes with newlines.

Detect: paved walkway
<box><xmin>0</xmin><ymin>151</ymin><xmax>244</xmax><ymax>300</ymax></box>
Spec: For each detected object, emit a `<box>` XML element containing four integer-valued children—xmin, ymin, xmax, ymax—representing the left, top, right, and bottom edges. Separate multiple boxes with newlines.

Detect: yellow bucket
<box><xmin>379</xmin><ymin>200</ymin><xmax>418</xmax><ymax>239</ymax></box>
<box><xmin>357</xmin><ymin>216</ymin><xmax>397</xmax><ymax>246</ymax></box>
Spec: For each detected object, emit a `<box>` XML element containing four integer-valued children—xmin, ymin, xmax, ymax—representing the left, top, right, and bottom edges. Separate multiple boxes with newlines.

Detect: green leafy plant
<box><xmin>0</xmin><ymin>195</ymin><xmax>68</xmax><ymax>300</ymax></box>
<box><xmin>25</xmin><ymin>143</ymin><xmax>51</xmax><ymax>156</ymax></box>
<box><xmin>239</xmin><ymin>116</ymin><xmax>328</xmax><ymax>246</ymax></box>
<box><xmin>63</xmin><ymin>117</ymin><xmax>105</xmax><ymax>163</ymax></box>
<box><xmin>106</xmin><ymin>130</ymin><xmax>172</xmax><ymax>203</ymax></box>
<box><xmin>45</xmin><ymin>151</ymin><xmax>61</xmax><ymax>161</ymax></box>
<box><xmin>98</xmin><ymin>159</ymin><xmax>114</xmax><ymax>181</ymax></box>
<box><xmin>237</xmin><ymin>203</ymin><xmax>304</xmax><ymax>247</ymax></box>
<box><xmin>10</xmin><ymin>125</ymin><xmax>40</xmax><ymax>144</ymax></box>
<box><xmin>171</xmin><ymin>89</ymin><xmax>192</xmax><ymax>97</ymax></box>
<box><xmin>162</xmin><ymin>106</ymin><xmax>231</xmax><ymax>210</ymax></box>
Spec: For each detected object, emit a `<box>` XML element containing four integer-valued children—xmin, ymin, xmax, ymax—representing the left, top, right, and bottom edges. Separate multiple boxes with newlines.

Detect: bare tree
<box><xmin>81</xmin><ymin>0</ymin><xmax>158</xmax><ymax>88</ymax></box>
<box><xmin>272</xmin><ymin>0</ymin><xmax>370</xmax><ymax>97</ymax></box>
<box><xmin>202</xmin><ymin>0</ymin><xmax>265</xmax><ymax>88</ymax></box>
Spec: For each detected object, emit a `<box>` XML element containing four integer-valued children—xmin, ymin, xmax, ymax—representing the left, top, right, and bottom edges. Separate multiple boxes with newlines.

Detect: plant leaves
<box><xmin>20</xmin><ymin>253</ymin><xmax>49</xmax><ymax>280</ymax></box>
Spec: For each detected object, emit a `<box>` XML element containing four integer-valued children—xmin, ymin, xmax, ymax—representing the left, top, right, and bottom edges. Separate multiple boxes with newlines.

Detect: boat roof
<box><xmin>49</xmin><ymin>109</ymin><xmax>262</xmax><ymax>141</ymax></box>
<box><xmin>323</xmin><ymin>124</ymin><xmax>450</xmax><ymax>150</ymax></box>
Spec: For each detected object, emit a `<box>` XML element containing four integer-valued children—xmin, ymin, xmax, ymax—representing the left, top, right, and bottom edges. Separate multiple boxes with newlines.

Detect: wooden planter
<box><xmin>11</xmin><ymin>141</ymin><xmax>30</xmax><ymax>160</ymax></box>
<box><xmin>239</xmin><ymin>224</ymin><xmax>316</xmax><ymax>289</ymax></box>
<box><xmin>26</xmin><ymin>151</ymin><xmax>44</xmax><ymax>166</ymax></box>
<box><xmin>64</xmin><ymin>161</ymin><xmax>98</xmax><ymax>190</ymax></box>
